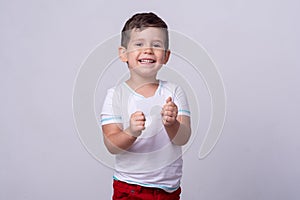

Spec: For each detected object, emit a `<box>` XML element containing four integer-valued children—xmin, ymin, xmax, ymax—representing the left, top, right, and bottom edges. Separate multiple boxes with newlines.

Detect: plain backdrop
<box><xmin>1</xmin><ymin>0</ymin><xmax>300</xmax><ymax>199</ymax></box>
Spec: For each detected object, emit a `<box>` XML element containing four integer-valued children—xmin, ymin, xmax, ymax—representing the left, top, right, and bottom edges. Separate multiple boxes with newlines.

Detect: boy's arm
<box><xmin>164</xmin><ymin>115</ymin><xmax>191</xmax><ymax>146</ymax></box>
<box><xmin>102</xmin><ymin>111</ymin><xmax>145</xmax><ymax>154</ymax></box>
<box><xmin>102</xmin><ymin>123</ymin><xmax>137</xmax><ymax>154</ymax></box>
<box><xmin>162</xmin><ymin>97</ymin><xmax>191</xmax><ymax>146</ymax></box>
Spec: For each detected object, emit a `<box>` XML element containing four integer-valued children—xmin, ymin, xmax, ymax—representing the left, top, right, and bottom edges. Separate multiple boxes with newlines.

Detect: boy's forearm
<box><xmin>164</xmin><ymin>120</ymin><xmax>191</xmax><ymax>146</ymax></box>
<box><xmin>104</xmin><ymin>130</ymin><xmax>137</xmax><ymax>154</ymax></box>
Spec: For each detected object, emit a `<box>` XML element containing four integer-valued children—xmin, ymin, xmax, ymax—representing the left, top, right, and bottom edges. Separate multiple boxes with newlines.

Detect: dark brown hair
<box><xmin>121</xmin><ymin>12</ymin><xmax>169</xmax><ymax>49</ymax></box>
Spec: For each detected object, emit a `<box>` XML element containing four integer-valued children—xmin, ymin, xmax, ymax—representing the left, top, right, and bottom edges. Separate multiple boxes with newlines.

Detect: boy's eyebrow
<box><xmin>151</xmin><ymin>39</ymin><xmax>164</xmax><ymax>43</ymax></box>
<box><xmin>131</xmin><ymin>38</ymin><xmax>145</xmax><ymax>42</ymax></box>
<box><xmin>131</xmin><ymin>38</ymin><xmax>164</xmax><ymax>43</ymax></box>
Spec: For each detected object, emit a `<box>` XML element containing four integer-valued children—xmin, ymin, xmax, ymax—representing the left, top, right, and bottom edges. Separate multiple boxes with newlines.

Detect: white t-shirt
<box><xmin>100</xmin><ymin>80</ymin><xmax>190</xmax><ymax>192</ymax></box>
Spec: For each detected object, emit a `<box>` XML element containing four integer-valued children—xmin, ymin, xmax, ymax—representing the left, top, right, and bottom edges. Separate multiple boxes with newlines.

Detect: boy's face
<box><xmin>119</xmin><ymin>27</ymin><xmax>170</xmax><ymax>78</ymax></box>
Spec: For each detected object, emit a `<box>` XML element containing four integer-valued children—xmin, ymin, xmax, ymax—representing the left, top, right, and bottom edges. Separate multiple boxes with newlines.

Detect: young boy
<box><xmin>100</xmin><ymin>12</ymin><xmax>191</xmax><ymax>200</ymax></box>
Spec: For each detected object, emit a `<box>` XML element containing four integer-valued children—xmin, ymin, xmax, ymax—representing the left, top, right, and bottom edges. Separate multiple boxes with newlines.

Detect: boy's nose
<box><xmin>143</xmin><ymin>47</ymin><xmax>154</xmax><ymax>54</ymax></box>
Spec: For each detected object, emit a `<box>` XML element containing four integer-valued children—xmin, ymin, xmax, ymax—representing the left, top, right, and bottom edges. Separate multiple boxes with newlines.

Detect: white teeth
<box><xmin>139</xmin><ymin>59</ymin><xmax>155</xmax><ymax>63</ymax></box>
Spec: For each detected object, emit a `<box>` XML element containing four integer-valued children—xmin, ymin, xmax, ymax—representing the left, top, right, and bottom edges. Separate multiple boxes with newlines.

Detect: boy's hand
<box><xmin>161</xmin><ymin>97</ymin><xmax>178</xmax><ymax>126</ymax></box>
<box><xmin>125</xmin><ymin>111</ymin><xmax>146</xmax><ymax>137</ymax></box>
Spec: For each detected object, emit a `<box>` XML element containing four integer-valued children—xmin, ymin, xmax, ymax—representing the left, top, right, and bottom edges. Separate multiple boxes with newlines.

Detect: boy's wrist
<box><xmin>124</xmin><ymin>128</ymin><xmax>141</xmax><ymax>138</ymax></box>
<box><xmin>163</xmin><ymin>118</ymin><xmax>180</xmax><ymax>127</ymax></box>
<box><xmin>164</xmin><ymin>119</ymin><xmax>180</xmax><ymax>132</ymax></box>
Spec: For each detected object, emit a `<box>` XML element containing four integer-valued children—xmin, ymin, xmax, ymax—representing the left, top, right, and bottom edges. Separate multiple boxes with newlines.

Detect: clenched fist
<box><xmin>161</xmin><ymin>97</ymin><xmax>178</xmax><ymax>126</ymax></box>
<box><xmin>125</xmin><ymin>111</ymin><xmax>146</xmax><ymax>137</ymax></box>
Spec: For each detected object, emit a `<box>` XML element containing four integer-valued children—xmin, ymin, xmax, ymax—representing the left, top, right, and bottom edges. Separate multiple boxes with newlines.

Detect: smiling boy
<box><xmin>101</xmin><ymin>12</ymin><xmax>191</xmax><ymax>200</ymax></box>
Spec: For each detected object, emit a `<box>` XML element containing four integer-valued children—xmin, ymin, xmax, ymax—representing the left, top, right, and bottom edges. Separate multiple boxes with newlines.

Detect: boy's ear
<box><xmin>118</xmin><ymin>46</ymin><xmax>128</xmax><ymax>62</ymax></box>
<box><xmin>163</xmin><ymin>50</ymin><xmax>171</xmax><ymax>64</ymax></box>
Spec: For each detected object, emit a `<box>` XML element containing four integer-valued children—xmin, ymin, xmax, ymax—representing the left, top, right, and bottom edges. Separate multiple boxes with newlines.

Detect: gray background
<box><xmin>1</xmin><ymin>0</ymin><xmax>299</xmax><ymax>199</ymax></box>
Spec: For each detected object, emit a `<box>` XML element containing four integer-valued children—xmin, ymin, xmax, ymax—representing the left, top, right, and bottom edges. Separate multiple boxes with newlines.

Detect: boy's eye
<box><xmin>153</xmin><ymin>43</ymin><xmax>162</xmax><ymax>48</ymax></box>
<box><xmin>135</xmin><ymin>43</ymin><xmax>143</xmax><ymax>47</ymax></box>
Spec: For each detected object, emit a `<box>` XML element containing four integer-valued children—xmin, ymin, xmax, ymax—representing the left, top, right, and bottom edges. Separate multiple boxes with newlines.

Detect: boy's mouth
<box><xmin>138</xmin><ymin>59</ymin><xmax>156</xmax><ymax>64</ymax></box>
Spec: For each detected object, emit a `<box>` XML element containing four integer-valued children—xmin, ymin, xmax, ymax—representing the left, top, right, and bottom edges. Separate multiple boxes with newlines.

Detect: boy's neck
<box><xmin>126</xmin><ymin>76</ymin><xmax>159</xmax><ymax>97</ymax></box>
<box><xmin>126</xmin><ymin>74</ymin><xmax>159</xmax><ymax>87</ymax></box>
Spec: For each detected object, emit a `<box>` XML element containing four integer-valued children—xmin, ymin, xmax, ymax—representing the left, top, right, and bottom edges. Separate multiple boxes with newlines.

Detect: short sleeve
<box><xmin>173</xmin><ymin>85</ymin><xmax>191</xmax><ymax>117</ymax></box>
<box><xmin>100</xmin><ymin>88</ymin><xmax>123</xmax><ymax>125</ymax></box>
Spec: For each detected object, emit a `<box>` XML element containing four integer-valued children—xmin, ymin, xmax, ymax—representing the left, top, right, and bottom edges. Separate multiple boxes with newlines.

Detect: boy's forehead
<box><xmin>129</xmin><ymin>27</ymin><xmax>166</xmax><ymax>40</ymax></box>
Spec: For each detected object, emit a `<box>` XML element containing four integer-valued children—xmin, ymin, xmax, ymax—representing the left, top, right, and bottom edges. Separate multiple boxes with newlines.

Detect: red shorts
<box><xmin>112</xmin><ymin>180</ymin><xmax>181</xmax><ymax>200</ymax></box>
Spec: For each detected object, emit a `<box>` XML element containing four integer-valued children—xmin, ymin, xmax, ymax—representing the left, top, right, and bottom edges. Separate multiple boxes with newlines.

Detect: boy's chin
<box><xmin>131</xmin><ymin>68</ymin><xmax>160</xmax><ymax>76</ymax></box>
<box><xmin>129</xmin><ymin>63</ymin><xmax>164</xmax><ymax>69</ymax></box>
